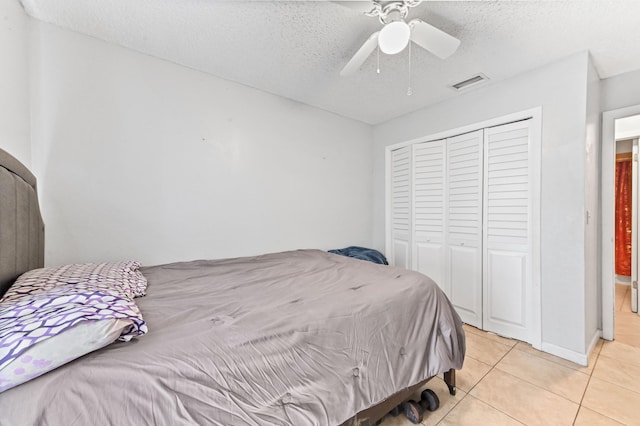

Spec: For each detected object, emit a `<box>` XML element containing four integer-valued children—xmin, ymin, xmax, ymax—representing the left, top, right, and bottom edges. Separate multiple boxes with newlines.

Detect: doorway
<box><xmin>603</xmin><ymin>107</ymin><xmax>640</xmax><ymax>342</ymax></box>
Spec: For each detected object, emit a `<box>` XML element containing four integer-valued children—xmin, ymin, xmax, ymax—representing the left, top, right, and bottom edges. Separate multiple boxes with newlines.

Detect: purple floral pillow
<box><xmin>0</xmin><ymin>317</ymin><xmax>133</xmax><ymax>392</ymax></box>
<box><xmin>0</xmin><ymin>263</ymin><xmax>149</xmax><ymax>392</ymax></box>
<box><xmin>0</xmin><ymin>261</ymin><xmax>148</xmax><ymax>303</ymax></box>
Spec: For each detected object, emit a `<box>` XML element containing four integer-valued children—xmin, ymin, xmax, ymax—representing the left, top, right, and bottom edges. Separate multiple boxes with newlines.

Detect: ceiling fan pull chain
<box><xmin>407</xmin><ymin>41</ymin><xmax>413</xmax><ymax>96</ymax></box>
<box><xmin>377</xmin><ymin>43</ymin><xmax>381</xmax><ymax>74</ymax></box>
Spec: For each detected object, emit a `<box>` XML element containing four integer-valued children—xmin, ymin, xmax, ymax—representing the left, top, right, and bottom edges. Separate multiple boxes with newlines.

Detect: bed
<box><xmin>0</xmin><ymin>147</ymin><xmax>464</xmax><ymax>425</ymax></box>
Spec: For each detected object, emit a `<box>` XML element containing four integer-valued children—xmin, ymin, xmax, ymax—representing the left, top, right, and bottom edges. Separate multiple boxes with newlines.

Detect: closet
<box><xmin>388</xmin><ymin>119</ymin><xmax>535</xmax><ymax>342</ymax></box>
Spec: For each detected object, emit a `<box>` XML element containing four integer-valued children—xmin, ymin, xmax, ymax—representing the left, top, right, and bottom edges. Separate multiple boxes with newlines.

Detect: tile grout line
<box><xmin>431</xmin><ymin>331</ymin><xmax>516</xmax><ymax>426</ymax></box>
<box><xmin>490</xmin><ymin>357</ymin><xmax>586</xmax><ymax>406</ymax></box>
<box><xmin>384</xmin><ymin>329</ymin><xmax>514</xmax><ymax>426</ymax></box>
<box><xmin>465</xmin><ymin>326</ymin><xmax>640</xmax><ymax>425</ymax></box>
<box><xmin>426</xmin><ymin>377</ymin><xmax>467</xmax><ymax>426</ymax></box>
<box><xmin>476</xmin><ymin>366</ymin><xmax>582</xmax><ymax>424</ymax></box>
<box><xmin>473</xmin><ymin>327</ymin><xmax>592</xmax><ymax>367</ymax></box>
<box><xmin>572</xmin><ymin>339</ymin><xmax>608</xmax><ymax>425</ymax></box>
<box><xmin>591</xmin><ymin>353</ymin><xmax>640</xmax><ymax>394</ymax></box>
<box><xmin>465</xmin><ymin>328</ymin><xmax>610</xmax><ymax>424</ymax></box>
<box><xmin>459</xmin><ymin>341</ymin><xmax>526</xmax><ymax>425</ymax></box>
<box><xmin>431</xmin><ymin>393</ymin><xmax>467</xmax><ymax>426</ymax></box>
<box><xmin>504</xmin><ymin>345</ymin><xmax>593</xmax><ymax>381</ymax></box>
<box><xmin>463</xmin><ymin>328</ymin><xmax>516</xmax><ymax>394</ymax></box>
<box><xmin>465</xmin><ymin>329</ymin><xmax>517</xmax><ymax>365</ymax></box>
<box><xmin>509</xmin><ymin>343</ymin><xmax>594</xmax><ymax>374</ymax></box>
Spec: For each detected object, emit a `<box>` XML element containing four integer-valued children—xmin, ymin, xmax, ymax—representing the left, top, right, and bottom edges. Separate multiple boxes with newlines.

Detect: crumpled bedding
<box><xmin>0</xmin><ymin>249</ymin><xmax>465</xmax><ymax>426</ymax></box>
<box><xmin>328</xmin><ymin>246</ymin><xmax>389</xmax><ymax>265</ymax></box>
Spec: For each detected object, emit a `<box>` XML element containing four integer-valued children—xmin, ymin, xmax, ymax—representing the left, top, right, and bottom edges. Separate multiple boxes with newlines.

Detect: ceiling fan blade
<box><xmin>408</xmin><ymin>19</ymin><xmax>460</xmax><ymax>59</ymax></box>
<box><xmin>340</xmin><ymin>32</ymin><xmax>379</xmax><ymax>76</ymax></box>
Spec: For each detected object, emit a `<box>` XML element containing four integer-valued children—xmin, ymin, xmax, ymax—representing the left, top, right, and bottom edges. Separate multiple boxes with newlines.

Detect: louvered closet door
<box><xmin>412</xmin><ymin>140</ymin><xmax>446</xmax><ymax>291</ymax></box>
<box><xmin>483</xmin><ymin>120</ymin><xmax>532</xmax><ymax>341</ymax></box>
<box><xmin>446</xmin><ymin>130</ymin><xmax>484</xmax><ymax>328</ymax></box>
<box><xmin>390</xmin><ymin>146</ymin><xmax>411</xmax><ymax>268</ymax></box>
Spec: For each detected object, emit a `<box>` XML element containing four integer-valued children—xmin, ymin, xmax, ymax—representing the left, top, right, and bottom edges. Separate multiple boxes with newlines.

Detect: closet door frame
<box><xmin>385</xmin><ymin>107</ymin><xmax>542</xmax><ymax>349</ymax></box>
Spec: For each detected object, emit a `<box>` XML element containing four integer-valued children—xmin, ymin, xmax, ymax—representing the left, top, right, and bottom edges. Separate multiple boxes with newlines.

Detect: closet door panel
<box><xmin>449</xmin><ymin>245</ymin><xmax>482</xmax><ymax>324</ymax></box>
<box><xmin>486</xmin><ymin>250</ymin><xmax>526</xmax><ymax>326</ymax></box>
<box><xmin>393</xmin><ymin>241</ymin><xmax>410</xmax><ymax>269</ymax></box>
<box><xmin>446</xmin><ymin>130</ymin><xmax>483</xmax><ymax>328</ymax></box>
<box><xmin>416</xmin><ymin>242</ymin><xmax>444</xmax><ymax>287</ymax></box>
<box><xmin>390</xmin><ymin>146</ymin><xmax>411</xmax><ymax>268</ymax></box>
<box><xmin>413</xmin><ymin>140</ymin><xmax>446</xmax><ymax>290</ymax></box>
<box><xmin>483</xmin><ymin>120</ymin><xmax>531</xmax><ymax>341</ymax></box>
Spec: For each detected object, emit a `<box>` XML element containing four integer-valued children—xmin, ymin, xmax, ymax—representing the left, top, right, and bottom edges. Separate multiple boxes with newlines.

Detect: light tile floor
<box><xmin>379</xmin><ymin>284</ymin><xmax>640</xmax><ymax>425</ymax></box>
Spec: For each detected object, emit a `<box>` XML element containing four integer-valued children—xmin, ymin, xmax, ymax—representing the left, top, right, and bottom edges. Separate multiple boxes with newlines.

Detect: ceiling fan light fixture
<box><xmin>378</xmin><ymin>20</ymin><xmax>410</xmax><ymax>55</ymax></box>
<box><xmin>340</xmin><ymin>1</ymin><xmax>461</xmax><ymax>77</ymax></box>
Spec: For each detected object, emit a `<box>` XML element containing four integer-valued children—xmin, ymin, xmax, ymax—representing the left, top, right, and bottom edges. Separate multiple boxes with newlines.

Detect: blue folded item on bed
<box><xmin>328</xmin><ymin>246</ymin><xmax>389</xmax><ymax>265</ymax></box>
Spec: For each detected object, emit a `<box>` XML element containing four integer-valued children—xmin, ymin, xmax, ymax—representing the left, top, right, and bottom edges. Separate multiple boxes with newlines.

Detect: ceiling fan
<box><xmin>340</xmin><ymin>0</ymin><xmax>460</xmax><ymax>76</ymax></box>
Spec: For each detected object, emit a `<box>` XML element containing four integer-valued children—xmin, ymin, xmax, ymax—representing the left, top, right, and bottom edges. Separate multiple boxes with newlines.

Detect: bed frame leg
<box><xmin>444</xmin><ymin>369</ymin><xmax>456</xmax><ymax>396</ymax></box>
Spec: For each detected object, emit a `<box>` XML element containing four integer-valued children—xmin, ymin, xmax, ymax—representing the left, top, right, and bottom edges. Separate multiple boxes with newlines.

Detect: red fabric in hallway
<box><xmin>615</xmin><ymin>159</ymin><xmax>632</xmax><ymax>276</ymax></box>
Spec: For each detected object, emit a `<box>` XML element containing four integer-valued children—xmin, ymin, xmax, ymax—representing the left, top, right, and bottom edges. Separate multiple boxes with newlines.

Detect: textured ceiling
<box><xmin>19</xmin><ymin>0</ymin><xmax>640</xmax><ymax>124</ymax></box>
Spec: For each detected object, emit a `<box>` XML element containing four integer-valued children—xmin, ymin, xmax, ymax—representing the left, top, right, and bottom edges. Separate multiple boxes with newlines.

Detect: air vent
<box><xmin>450</xmin><ymin>73</ymin><xmax>489</xmax><ymax>91</ymax></box>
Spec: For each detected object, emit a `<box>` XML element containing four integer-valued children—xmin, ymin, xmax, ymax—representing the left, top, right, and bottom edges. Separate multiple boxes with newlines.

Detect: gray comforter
<box><xmin>0</xmin><ymin>250</ymin><xmax>465</xmax><ymax>425</ymax></box>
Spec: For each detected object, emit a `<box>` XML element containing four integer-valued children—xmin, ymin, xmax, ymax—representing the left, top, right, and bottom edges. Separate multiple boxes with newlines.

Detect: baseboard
<box><xmin>539</xmin><ymin>331</ymin><xmax>601</xmax><ymax>366</ymax></box>
<box><xmin>587</xmin><ymin>329</ymin><xmax>603</xmax><ymax>358</ymax></box>
<box><xmin>540</xmin><ymin>342</ymin><xmax>588</xmax><ymax>366</ymax></box>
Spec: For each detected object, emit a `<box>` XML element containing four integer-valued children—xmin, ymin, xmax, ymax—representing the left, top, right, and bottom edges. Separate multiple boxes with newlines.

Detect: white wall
<box><xmin>373</xmin><ymin>52</ymin><xmax>591</xmax><ymax>356</ymax></box>
<box><xmin>602</xmin><ymin>69</ymin><xmax>640</xmax><ymax>113</ymax></box>
<box><xmin>30</xmin><ymin>22</ymin><xmax>373</xmax><ymax>267</ymax></box>
<box><xmin>0</xmin><ymin>0</ymin><xmax>30</xmax><ymax>166</ymax></box>
<box><xmin>584</xmin><ymin>56</ymin><xmax>601</xmax><ymax>349</ymax></box>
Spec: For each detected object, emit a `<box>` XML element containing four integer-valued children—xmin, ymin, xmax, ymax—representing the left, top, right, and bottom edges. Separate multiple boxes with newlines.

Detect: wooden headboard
<box><xmin>0</xmin><ymin>148</ymin><xmax>44</xmax><ymax>297</ymax></box>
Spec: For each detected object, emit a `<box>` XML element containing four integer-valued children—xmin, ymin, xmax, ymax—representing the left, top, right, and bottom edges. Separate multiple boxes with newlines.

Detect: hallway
<box><xmin>615</xmin><ymin>283</ymin><xmax>640</xmax><ymax>348</ymax></box>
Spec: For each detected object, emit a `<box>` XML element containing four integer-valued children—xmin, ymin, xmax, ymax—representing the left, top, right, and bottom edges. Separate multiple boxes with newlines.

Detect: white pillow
<box><xmin>0</xmin><ymin>319</ymin><xmax>132</xmax><ymax>393</ymax></box>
